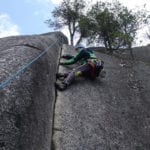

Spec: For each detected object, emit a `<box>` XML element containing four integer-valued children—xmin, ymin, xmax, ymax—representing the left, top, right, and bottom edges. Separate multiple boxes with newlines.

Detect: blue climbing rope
<box><xmin>0</xmin><ymin>40</ymin><xmax>59</xmax><ymax>90</ymax></box>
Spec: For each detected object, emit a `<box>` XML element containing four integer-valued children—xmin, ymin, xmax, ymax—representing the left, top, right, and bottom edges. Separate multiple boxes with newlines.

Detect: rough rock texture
<box><xmin>0</xmin><ymin>32</ymin><xmax>68</xmax><ymax>150</ymax></box>
<box><xmin>132</xmin><ymin>45</ymin><xmax>150</xmax><ymax>63</ymax></box>
<box><xmin>113</xmin><ymin>46</ymin><xmax>150</xmax><ymax>63</ymax></box>
<box><xmin>53</xmin><ymin>44</ymin><xmax>150</xmax><ymax>150</ymax></box>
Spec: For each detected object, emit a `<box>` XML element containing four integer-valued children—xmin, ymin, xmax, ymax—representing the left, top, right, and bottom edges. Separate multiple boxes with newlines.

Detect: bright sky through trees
<box><xmin>0</xmin><ymin>0</ymin><xmax>149</xmax><ymax>46</ymax></box>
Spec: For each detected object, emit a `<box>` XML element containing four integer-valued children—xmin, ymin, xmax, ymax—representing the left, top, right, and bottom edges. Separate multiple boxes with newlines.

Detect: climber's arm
<box><xmin>60</xmin><ymin>50</ymin><xmax>85</xmax><ymax>65</ymax></box>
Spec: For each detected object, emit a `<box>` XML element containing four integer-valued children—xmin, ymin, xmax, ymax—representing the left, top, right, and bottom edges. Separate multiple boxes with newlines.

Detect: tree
<box><xmin>145</xmin><ymin>15</ymin><xmax>150</xmax><ymax>40</ymax></box>
<box><xmin>146</xmin><ymin>28</ymin><xmax>150</xmax><ymax>39</ymax></box>
<box><xmin>86</xmin><ymin>1</ymin><xmax>149</xmax><ymax>53</ymax></box>
<box><xmin>86</xmin><ymin>1</ymin><xmax>123</xmax><ymax>52</ymax></box>
<box><xmin>76</xmin><ymin>15</ymin><xmax>94</xmax><ymax>45</ymax></box>
<box><xmin>46</xmin><ymin>0</ymin><xmax>85</xmax><ymax>45</ymax></box>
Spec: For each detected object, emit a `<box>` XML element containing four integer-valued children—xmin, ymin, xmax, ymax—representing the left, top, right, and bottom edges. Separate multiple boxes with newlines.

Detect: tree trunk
<box><xmin>76</xmin><ymin>35</ymin><xmax>82</xmax><ymax>45</ymax></box>
<box><xmin>128</xmin><ymin>43</ymin><xmax>134</xmax><ymax>60</ymax></box>
<box><xmin>107</xmin><ymin>38</ymin><xmax>113</xmax><ymax>53</ymax></box>
<box><xmin>70</xmin><ymin>35</ymin><xmax>74</xmax><ymax>46</ymax></box>
<box><xmin>68</xmin><ymin>24</ymin><xmax>74</xmax><ymax>46</ymax></box>
<box><xmin>103</xmin><ymin>38</ymin><xmax>108</xmax><ymax>51</ymax></box>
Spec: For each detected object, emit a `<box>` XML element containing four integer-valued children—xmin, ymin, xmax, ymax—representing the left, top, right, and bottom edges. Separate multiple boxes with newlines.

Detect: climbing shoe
<box><xmin>56</xmin><ymin>73</ymin><xmax>68</xmax><ymax>79</ymax></box>
<box><xmin>100</xmin><ymin>69</ymin><xmax>106</xmax><ymax>78</ymax></box>
<box><xmin>55</xmin><ymin>81</ymin><xmax>67</xmax><ymax>91</ymax></box>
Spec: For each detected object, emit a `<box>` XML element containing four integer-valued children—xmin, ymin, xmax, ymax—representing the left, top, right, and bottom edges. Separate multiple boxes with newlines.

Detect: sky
<box><xmin>0</xmin><ymin>0</ymin><xmax>150</xmax><ymax>46</ymax></box>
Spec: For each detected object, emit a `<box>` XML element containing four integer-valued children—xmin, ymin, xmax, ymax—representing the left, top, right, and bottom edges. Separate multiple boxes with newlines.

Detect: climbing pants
<box><xmin>64</xmin><ymin>60</ymin><xmax>104</xmax><ymax>86</ymax></box>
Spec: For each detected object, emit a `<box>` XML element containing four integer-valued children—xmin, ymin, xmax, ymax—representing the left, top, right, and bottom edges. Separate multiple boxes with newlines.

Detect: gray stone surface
<box><xmin>132</xmin><ymin>45</ymin><xmax>150</xmax><ymax>63</ymax></box>
<box><xmin>114</xmin><ymin>46</ymin><xmax>150</xmax><ymax>63</ymax></box>
<box><xmin>0</xmin><ymin>32</ymin><xmax>68</xmax><ymax>150</ymax></box>
<box><xmin>53</xmin><ymin>45</ymin><xmax>150</xmax><ymax>150</ymax></box>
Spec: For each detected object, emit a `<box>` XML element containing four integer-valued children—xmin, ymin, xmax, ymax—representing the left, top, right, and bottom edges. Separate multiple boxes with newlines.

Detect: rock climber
<box><xmin>55</xmin><ymin>44</ymin><xmax>106</xmax><ymax>91</ymax></box>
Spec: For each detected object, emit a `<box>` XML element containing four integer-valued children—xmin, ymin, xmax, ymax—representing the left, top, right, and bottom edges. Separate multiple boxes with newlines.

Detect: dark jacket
<box><xmin>63</xmin><ymin>48</ymin><xmax>97</xmax><ymax>65</ymax></box>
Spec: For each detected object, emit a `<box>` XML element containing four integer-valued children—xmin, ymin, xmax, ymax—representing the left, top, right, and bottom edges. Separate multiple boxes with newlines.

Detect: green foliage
<box><xmin>46</xmin><ymin>0</ymin><xmax>150</xmax><ymax>49</ymax></box>
<box><xmin>78</xmin><ymin>16</ymin><xmax>91</xmax><ymax>38</ymax></box>
<box><xmin>86</xmin><ymin>1</ymin><xmax>143</xmax><ymax>51</ymax></box>
<box><xmin>75</xmin><ymin>15</ymin><xmax>94</xmax><ymax>45</ymax></box>
<box><xmin>86</xmin><ymin>1</ymin><xmax>149</xmax><ymax>52</ymax></box>
<box><xmin>45</xmin><ymin>0</ymin><xmax>85</xmax><ymax>45</ymax></box>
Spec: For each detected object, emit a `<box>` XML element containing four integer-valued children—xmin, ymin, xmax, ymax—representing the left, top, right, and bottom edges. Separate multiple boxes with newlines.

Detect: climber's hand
<box><xmin>61</xmin><ymin>54</ymin><xmax>67</xmax><ymax>58</ymax></box>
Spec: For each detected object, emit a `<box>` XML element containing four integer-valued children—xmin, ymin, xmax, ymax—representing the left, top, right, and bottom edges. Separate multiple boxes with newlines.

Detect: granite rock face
<box><xmin>53</xmin><ymin>44</ymin><xmax>150</xmax><ymax>150</ymax></box>
<box><xmin>0</xmin><ymin>32</ymin><xmax>68</xmax><ymax>150</ymax></box>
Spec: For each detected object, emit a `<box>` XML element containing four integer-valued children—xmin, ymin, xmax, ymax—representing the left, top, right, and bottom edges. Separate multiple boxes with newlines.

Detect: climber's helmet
<box><xmin>75</xmin><ymin>44</ymin><xmax>85</xmax><ymax>51</ymax></box>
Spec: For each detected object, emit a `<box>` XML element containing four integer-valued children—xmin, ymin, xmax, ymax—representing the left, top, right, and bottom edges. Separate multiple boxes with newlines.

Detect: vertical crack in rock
<box><xmin>0</xmin><ymin>32</ymin><xmax>68</xmax><ymax>150</ymax></box>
